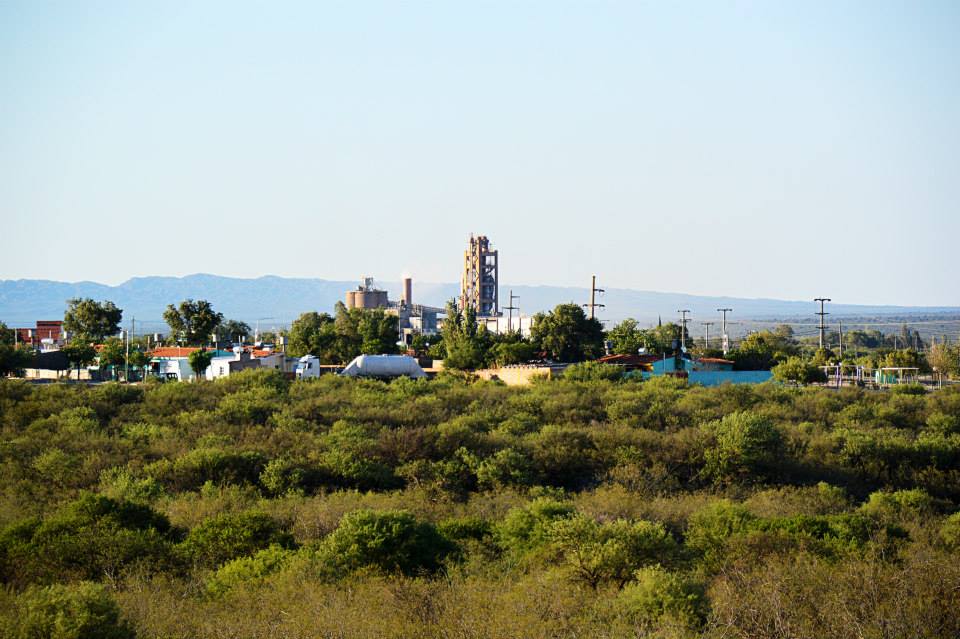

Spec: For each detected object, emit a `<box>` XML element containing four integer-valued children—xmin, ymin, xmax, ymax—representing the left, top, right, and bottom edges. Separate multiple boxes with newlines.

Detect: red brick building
<box><xmin>15</xmin><ymin>320</ymin><xmax>64</xmax><ymax>350</ymax></box>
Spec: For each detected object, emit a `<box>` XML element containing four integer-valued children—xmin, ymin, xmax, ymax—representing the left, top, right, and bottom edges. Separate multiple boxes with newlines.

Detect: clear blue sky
<box><xmin>1</xmin><ymin>1</ymin><xmax>957</xmax><ymax>305</ymax></box>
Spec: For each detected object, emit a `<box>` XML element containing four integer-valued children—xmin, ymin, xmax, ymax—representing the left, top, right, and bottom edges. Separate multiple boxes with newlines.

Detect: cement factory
<box><xmin>342</xmin><ymin>234</ymin><xmax>523</xmax><ymax>343</ymax></box>
<box><xmin>344</xmin><ymin>276</ymin><xmax>443</xmax><ymax>344</ymax></box>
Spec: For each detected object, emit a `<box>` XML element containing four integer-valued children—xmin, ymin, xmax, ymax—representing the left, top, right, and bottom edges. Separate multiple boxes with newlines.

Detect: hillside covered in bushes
<box><xmin>2</xmin><ymin>371</ymin><xmax>959</xmax><ymax>638</ymax></box>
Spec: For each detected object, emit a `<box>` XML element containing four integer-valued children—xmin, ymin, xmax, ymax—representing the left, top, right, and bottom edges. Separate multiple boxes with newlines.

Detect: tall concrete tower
<box><xmin>459</xmin><ymin>234</ymin><xmax>500</xmax><ymax>317</ymax></box>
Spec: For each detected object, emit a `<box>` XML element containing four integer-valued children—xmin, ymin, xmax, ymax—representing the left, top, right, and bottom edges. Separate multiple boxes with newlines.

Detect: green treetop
<box><xmin>530</xmin><ymin>303</ymin><xmax>604</xmax><ymax>362</ymax></box>
<box><xmin>163</xmin><ymin>299</ymin><xmax>224</xmax><ymax>346</ymax></box>
<box><xmin>63</xmin><ymin>298</ymin><xmax>123</xmax><ymax>342</ymax></box>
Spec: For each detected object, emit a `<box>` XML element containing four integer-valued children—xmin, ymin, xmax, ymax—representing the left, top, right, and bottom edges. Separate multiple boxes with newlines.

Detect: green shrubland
<box><xmin>1</xmin><ymin>372</ymin><xmax>959</xmax><ymax>637</ymax></box>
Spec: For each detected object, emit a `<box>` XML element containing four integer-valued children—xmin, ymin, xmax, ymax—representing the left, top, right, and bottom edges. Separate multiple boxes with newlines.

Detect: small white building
<box><xmin>149</xmin><ymin>347</ymin><xmax>235</xmax><ymax>381</ymax></box>
<box><xmin>149</xmin><ymin>347</ymin><xmax>200</xmax><ymax>381</ymax></box>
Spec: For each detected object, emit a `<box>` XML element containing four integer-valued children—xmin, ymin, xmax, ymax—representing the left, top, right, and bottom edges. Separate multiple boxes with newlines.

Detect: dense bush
<box><xmin>205</xmin><ymin>544</ymin><xmax>296</xmax><ymax>596</ymax></box>
<box><xmin>563</xmin><ymin>361</ymin><xmax>624</xmax><ymax>382</ymax></box>
<box><xmin>547</xmin><ymin>514</ymin><xmax>677</xmax><ymax>587</ymax></box>
<box><xmin>314</xmin><ymin>510</ymin><xmax>454</xmax><ymax>576</ymax></box>
<box><xmin>772</xmin><ymin>356</ymin><xmax>828</xmax><ymax>384</ymax></box>
<box><xmin>179</xmin><ymin>511</ymin><xmax>292</xmax><ymax>568</ymax></box>
<box><xmin>700</xmin><ymin>411</ymin><xmax>783</xmax><ymax>484</ymax></box>
<box><xmin>0</xmin><ymin>493</ymin><xmax>176</xmax><ymax>586</ymax></box>
<box><xmin>615</xmin><ymin>566</ymin><xmax>706</xmax><ymax>630</ymax></box>
<box><xmin>4</xmin><ymin>581</ymin><xmax>133</xmax><ymax>639</ymax></box>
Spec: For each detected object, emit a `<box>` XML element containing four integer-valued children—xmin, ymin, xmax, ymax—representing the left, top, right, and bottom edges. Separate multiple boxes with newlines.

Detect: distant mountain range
<box><xmin>1</xmin><ymin>274</ymin><xmax>957</xmax><ymax>333</ymax></box>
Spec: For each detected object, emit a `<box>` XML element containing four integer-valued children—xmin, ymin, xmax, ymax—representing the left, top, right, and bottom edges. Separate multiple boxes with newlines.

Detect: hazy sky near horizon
<box><xmin>1</xmin><ymin>1</ymin><xmax>958</xmax><ymax>305</ymax></box>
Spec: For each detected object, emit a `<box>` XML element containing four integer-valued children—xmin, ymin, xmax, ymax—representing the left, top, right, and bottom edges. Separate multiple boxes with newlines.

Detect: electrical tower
<box><xmin>677</xmin><ymin>309</ymin><xmax>691</xmax><ymax>350</ymax></box>
<box><xmin>814</xmin><ymin>298</ymin><xmax>831</xmax><ymax>349</ymax></box>
<box><xmin>583</xmin><ymin>275</ymin><xmax>605</xmax><ymax>320</ymax></box>
<box><xmin>717</xmin><ymin>308</ymin><xmax>733</xmax><ymax>354</ymax></box>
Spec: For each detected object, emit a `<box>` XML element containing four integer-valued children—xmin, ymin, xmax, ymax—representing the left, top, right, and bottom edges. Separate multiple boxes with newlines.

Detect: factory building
<box><xmin>342</xmin><ymin>275</ymin><xmax>444</xmax><ymax>341</ymax></box>
<box><xmin>460</xmin><ymin>234</ymin><xmax>500</xmax><ymax>317</ymax></box>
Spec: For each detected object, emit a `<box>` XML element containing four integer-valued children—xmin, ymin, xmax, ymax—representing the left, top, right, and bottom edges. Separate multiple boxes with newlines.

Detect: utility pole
<box><xmin>838</xmin><ymin>319</ymin><xmax>843</xmax><ymax>359</ymax></box>
<box><xmin>255</xmin><ymin>317</ymin><xmax>274</xmax><ymax>345</ymax></box>
<box><xmin>717</xmin><ymin>308</ymin><xmax>733</xmax><ymax>354</ymax></box>
<box><xmin>504</xmin><ymin>290</ymin><xmax>519</xmax><ymax>333</ymax></box>
<box><xmin>583</xmin><ymin>275</ymin><xmax>605</xmax><ymax>320</ymax></box>
<box><xmin>125</xmin><ymin>317</ymin><xmax>131</xmax><ymax>383</ymax></box>
<box><xmin>701</xmin><ymin>322</ymin><xmax>714</xmax><ymax>349</ymax></box>
<box><xmin>814</xmin><ymin>298</ymin><xmax>831</xmax><ymax>349</ymax></box>
<box><xmin>677</xmin><ymin>309</ymin><xmax>691</xmax><ymax>350</ymax></box>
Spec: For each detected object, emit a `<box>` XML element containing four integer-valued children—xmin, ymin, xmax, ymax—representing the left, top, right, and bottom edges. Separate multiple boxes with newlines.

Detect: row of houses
<box><xmin>146</xmin><ymin>346</ymin><xmax>298</xmax><ymax>381</ymax></box>
<box><xmin>16</xmin><ymin>344</ymin><xmax>301</xmax><ymax>382</ymax></box>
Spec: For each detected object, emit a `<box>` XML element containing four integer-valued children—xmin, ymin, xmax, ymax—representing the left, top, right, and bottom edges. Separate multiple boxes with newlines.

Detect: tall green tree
<box><xmin>642</xmin><ymin>322</ymin><xmax>689</xmax><ymax>355</ymax></box>
<box><xmin>163</xmin><ymin>300</ymin><xmax>224</xmax><ymax>346</ymax></box>
<box><xmin>62</xmin><ymin>339</ymin><xmax>97</xmax><ymax>380</ymax></box>
<box><xmin>98</xmin><ymin>337</ymin><xmax>126</xmax><ymax>379</ymax></box>
<box><xmin>357</xmin><ymin>308</ymin><xmax>401</xmax><ymax>356</ymax></box>
<box><xmin>0</xmin><ymin>321</ymin><xmax>14</xmax><ymax>345</ymax></box>
<box><xmin>188</xmin><ymin>349</ymin><xmax>214</xmax><ymax>380</ymax></box>
<box><xmin>63</xmin><ymin>298</ymin><xmax>123</xmax><ymax>342</ymax></box>
<box><xmin>330</xmin><ymin>303</ymin><xmax>399</xmax><ymax>362</ymax></box>
<box><xmin>606</xmin><ymin>319</ymin><xmax>645</xmax><ymax>355</ymax></box>
<box><xmin>214</xmin><ymin>320</ymin><xmax>252</xmax><ymax>345</ymax></box>
<box><xmin>489</xmin><ymin>332</ymin><xmax>536</xmax><ymax>366</ymax></box>
<box><xmin>726</xmin><ymin>330</ymin><xmax>800</xmax><ymax>370</ymax></box>
<box><xmin>0</xmin><ymin>323</ymin><xmax>32</xmax><ymax>377</ymax></box>
<box><xmin>287</xmin><ymin>312</ymin><xmax>337</xmax><ymax>359</ymax></box>
<box><xmin>928</xmin><ymin>340</ymin><xmax>959</xmax><ymax>379</ymax></box>
<box><xmin>530</xmin><ymin>303</ymin><xmax>604</xmax><ymax>362</ymax></box>
<box><xmin>441</xmin><ymin>301</ymin><xmax>491</xmax><ymax>370</ymax></box>
<box><xmin>604</xmin><ymin>320</ymin><xmax>686</xmax><ymax>357</ymax></box>
<box><xmin>882</xmin><ymin>348</ymin><xmax>928</xmax><ymax>372</ymax></box>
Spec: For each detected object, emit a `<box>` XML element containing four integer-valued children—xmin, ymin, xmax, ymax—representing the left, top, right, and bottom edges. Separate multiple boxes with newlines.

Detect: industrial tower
<box><xmin>459</xmin><ymin>234</ymin><xmax>500</xmax><ymax>317</ymax></box>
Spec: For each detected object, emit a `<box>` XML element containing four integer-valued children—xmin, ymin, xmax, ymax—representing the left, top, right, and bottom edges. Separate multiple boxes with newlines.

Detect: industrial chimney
<box><xmin>402</xmin><ymin>277</ymin><xmax>413</xmax><ymax>307</ymax></box>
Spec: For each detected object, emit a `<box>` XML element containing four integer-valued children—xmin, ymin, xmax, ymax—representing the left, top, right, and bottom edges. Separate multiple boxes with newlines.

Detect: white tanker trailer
<box><xmin>339</xmin><ymin>354</ymin><xmax>426</xmax><ymax>379</ymax></box>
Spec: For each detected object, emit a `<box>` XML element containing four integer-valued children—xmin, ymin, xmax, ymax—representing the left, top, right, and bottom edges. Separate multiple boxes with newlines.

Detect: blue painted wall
<box><xmin>642</xmin><ymin>370</ymin><xmax>773</xmax><ymax>386</ymax></box>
